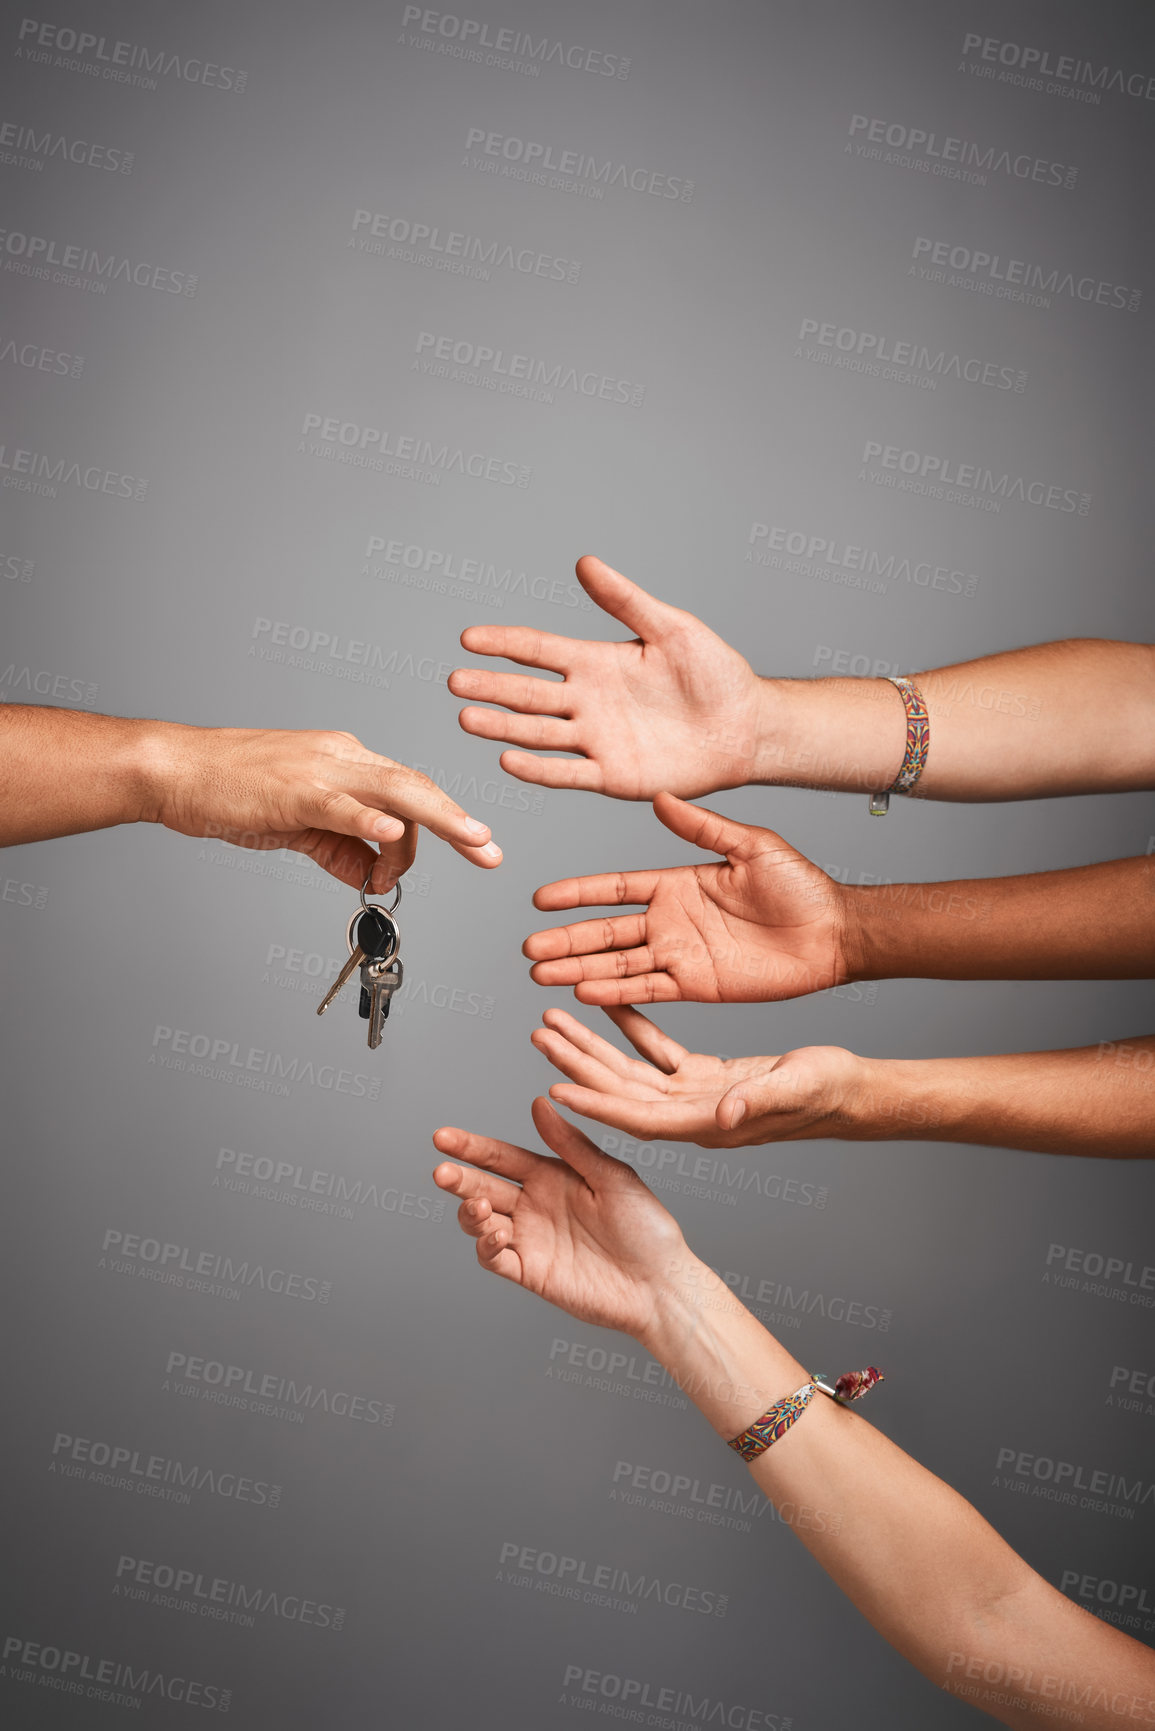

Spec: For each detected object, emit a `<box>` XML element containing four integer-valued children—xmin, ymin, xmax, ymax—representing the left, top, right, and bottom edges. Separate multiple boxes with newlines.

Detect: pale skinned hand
<box><xmin>532</xmin><ymin>1005</ymin><xmax>869</xmax><ymax>1145</ymax></box>
<box><xmin>524</xmin><ymin>792</ymin><xmax>851</xmax><ymax>1005</ymax></box>
<box><xmin>432</xmin><ymin>1096</ymin><xmax>687</xmax><ymax>1335</ymax></box>
<box><xmin>152</xmin><ymin>725</ymin><xmax>502</xmax><ymax>893</ymax></box>
<box><xmin>449</xmin><ymin>554</ymin><xmax>767</xmax><ymax>799</ymax></box>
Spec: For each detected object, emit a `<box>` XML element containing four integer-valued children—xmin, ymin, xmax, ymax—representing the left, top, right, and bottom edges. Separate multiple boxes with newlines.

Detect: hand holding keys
<box><xmin>317</xmin><ymin>878</ymin><xmax>404</xmax><ymax>1049</ymax></box>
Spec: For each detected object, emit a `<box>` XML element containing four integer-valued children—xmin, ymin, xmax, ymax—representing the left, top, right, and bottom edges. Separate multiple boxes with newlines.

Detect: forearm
<box><xmin>753</xmin><ymin>639</ymin><xmax>1155</xmax><ymax>799</ymax></box>
<box><xmin>851</xmin><ymin>1038</ymin><xmax>1155</xmax><ymax>1156</ymax></box>
<box><xmin>640</xmin><ymin>1258</ymin><xmax>1155</xmax><ymax>1729</ymax></box>
<box><xmin>844</xmin><ymin>857</ymin><xmax>1155</xmax><ymax>982</ymax></box>
<box><xmin>0</xmin><ymin>706</ymin><xmax>170</xmax><ymax>844</ymax></box>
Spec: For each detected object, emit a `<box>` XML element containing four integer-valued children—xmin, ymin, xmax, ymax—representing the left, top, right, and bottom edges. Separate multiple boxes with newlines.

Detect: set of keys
<box><xmin>317</xmin><ymin>878</ymin><xmax>403</xmax><ymax>1049</ymax></box>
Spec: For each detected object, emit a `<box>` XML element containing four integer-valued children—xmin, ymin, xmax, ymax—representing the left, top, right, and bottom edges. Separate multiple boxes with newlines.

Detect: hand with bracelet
<box><xmin>433</xmin><ymin>1102</ymin><xmax>1155</xmax><ymax>1729</ymax></box>
<box><xmin>450</xmin><ymin>555</ymin><xmax>1155</xmax><ymax>804</ymax></box>
<box><xmin>532</xmin><ymin>1006</ymin><xmax>1155</xmax><ymax>1158</ymax></box>
<box><xmin>522</xmin><ymin>794</ymin><xmax>1155</xmax><ymax>1007</ymax></box>
<box><xmin>0</xmin><ymin>706</ymin><xmax>503</xmax><ymax>892</ymax></box>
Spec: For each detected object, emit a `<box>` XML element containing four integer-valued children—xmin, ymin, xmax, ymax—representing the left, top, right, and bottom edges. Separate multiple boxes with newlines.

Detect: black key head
<box><xmin>356</xmin><ymin>908</ymin><xmax>399</xmax><ymax>964</ymax></box>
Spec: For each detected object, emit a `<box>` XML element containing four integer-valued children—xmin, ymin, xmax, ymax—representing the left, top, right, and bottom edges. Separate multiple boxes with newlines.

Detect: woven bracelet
<box><xmin>868</xmin><ymin>676</ymin><xmax>929</xmax><ymax>815</ymax></box>
<box><xmin>727</xmin><ymin>1366</ymin><xmax>883</xmax><ymax>1462</ymax></box>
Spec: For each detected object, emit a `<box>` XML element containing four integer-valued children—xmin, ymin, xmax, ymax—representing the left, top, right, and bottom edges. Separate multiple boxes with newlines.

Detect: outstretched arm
<box><xmin>0</xmin><ymin>706</ymin><xmax>502</xmax><ymax>891</ymax></box>
<box><xmin>523</xmin><ymin>795</ymin><xmax>1155</xmax><ymax>1007</ymax></box>
<box><xmin>534</xmin><ymin>1007</ymin><xmax>1155</xmax><ymax>1158</ymax></box>
<box><xmin>451</xmin><ymin>555</ymin><xmax>1155</xmax><ymax>801</ymax></box>
<box><xmin>433</xmin><ymin>1103</ymin><xmax>1155</xmax><ymax>1729</ymax></box>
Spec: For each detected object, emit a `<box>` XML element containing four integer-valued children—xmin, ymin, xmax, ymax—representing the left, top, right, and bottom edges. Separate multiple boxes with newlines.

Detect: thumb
<box><xmin>575</xmin><ymin>555</ymin><xmax>677</xmax><ymax>640</ymax></box>
<box><xmin>652</xmin><ymin>791</ymin><xmax>767</xmax><ymax>862</ymax></box>
<box><xmin>716</xmin><ymin>1068</ymin><xmax>788</xmax><ymax>1133</ymax></box>
<box><xmin>531</xmin><ymin>1095</ymin><xmax>632</xmax><ymax>1187</ymax></box>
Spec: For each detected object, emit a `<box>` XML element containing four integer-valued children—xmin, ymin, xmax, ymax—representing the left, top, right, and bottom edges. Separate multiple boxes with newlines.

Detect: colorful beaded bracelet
<box><xmin>868</xmin><ymin>675</ymin><xmax>929</xmax><ymax>815</ymax></box>
<box><xmin>727</xmin><ymin>1366</ymin><xmax>884</xmax><ymax>1462</ymax></box>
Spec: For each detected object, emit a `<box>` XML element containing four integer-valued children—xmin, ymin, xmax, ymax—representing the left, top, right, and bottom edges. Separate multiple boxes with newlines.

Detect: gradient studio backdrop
<box><xmin>2</xmin><ymin>1</ymin><xmax>1154</xmax><ymax>1726</ymax></box>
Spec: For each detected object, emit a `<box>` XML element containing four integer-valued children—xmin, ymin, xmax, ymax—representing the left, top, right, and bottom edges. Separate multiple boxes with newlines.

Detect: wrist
<box><xmin>638</xmin><ymin>1250</ymin><xmax>806</xmax><ymax>1438</ymax></box>
<box><xmin>851</xmin><ymin>1057</ymin><xmax>962</xmax><ymax>1141</ymax></box>
<box><xmin>751</xmin><ymin>677</ymin><xmax>906</xmax><ymax>793</ymax></box>
<box><xmin>132</xmin><ymin>719</ymin><xmax>199</xmax><ymax>828</ymax></box>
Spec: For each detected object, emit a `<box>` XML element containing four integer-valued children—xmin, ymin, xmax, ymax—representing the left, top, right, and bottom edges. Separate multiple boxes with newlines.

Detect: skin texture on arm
<box><xmin>523</xmin><ymin>794</ymin><xmax>1155</xmax><ymax>1006</ymax></box>
<box><xmin>432</xmin><ymin>1103</ymin><xmax>1155</xmax><ymax>1730</ymax></box>
<box><xmin>451</xmin><ymin>554</ymin><xmax>1155</xmax><ymax>800</ymax></box>
<box><xmin>534</xmin><ymin>1007</ymin><xmax>1155</xmax><ymax>1159</ymax></box>
<box><xmin>0</xmin><ymin>707</ymin><xmax>502</xmax><ymax>891</ymax></box>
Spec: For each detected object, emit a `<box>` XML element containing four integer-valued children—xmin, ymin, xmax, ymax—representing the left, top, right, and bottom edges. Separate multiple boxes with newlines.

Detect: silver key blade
<box><xmin>317</xmin><ymin>947</ymin><xmax>365</xmax><ymax>1016</ymax></box>
<box><xmin>363</xmin><ymin>959</ymin><xmax>388</xmax><ymax>1049</ymax></box>
<box><xmin>367</xmin><ymin>981</ymin><xmax>386</xmax><ymax>1049</ymax></box>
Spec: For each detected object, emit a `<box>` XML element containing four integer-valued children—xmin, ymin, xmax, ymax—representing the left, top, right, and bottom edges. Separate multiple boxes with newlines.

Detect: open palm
<box><xmin>432</xmin><ymin>1098</ymin><xmax>686</xmax><ymax>1335</ymax></box>
<box><xmin>449</xmin><ymin>556</ymin><xmax>766</xmax><ymax>800</ymax></box>
<box><xmin>525</xmin><ymin>793</ymin><xmax>851</xmax><ymax>1005</ymax></box>
<box><xmin>532</xmin><ymin>1007</ymin><xmax>868</xmax><ymax>1147</ymax></box>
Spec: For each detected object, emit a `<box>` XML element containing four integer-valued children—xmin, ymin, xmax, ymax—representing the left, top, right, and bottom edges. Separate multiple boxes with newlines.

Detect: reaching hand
<box><xmin>449</xmin><ymin>555</ymin><xmax>768</xmax><ymax>800</ymax></box>
<box><xmin>153</xmin><ymin>726</ymin><xmax>502</xmax><ymax>893</ymax></box>
<box><xmin>532</xmin><ymin>1006</ymin><xmax>869</xmax><ymax>1146</ymax></box>
<box><xmin>432</xmin><ymin>1097</ymin><xmax>687</xmax><ymax>1335</ymax></box>
<box><xmin>524</xmin><ymin>792</ymin><xmax>853</xmax><ymax>1004</ymax></box>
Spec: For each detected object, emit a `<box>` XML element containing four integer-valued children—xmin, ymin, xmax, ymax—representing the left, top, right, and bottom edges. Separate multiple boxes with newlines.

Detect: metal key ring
<box><xmin>360</xmin><ymin>873</ymin><xmax>402</xmax><ymax>916</ymax></box>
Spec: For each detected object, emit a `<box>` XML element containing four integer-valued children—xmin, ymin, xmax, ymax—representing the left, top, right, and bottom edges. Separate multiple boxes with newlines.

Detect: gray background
<box><xmin>1</xmin><ymin>1</ymin><xmax>1153</xmax><ymax>1725</ymax></box>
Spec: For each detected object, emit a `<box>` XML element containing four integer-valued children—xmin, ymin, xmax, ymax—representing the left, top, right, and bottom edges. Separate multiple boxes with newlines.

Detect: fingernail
<box><xmin>374</xmin><ymin>815</ymin><xmax>400</xmax><ymax>837</ymax></box>
<box><xmin>481</xmin><ymin>842</ymin><xmax>502</xmax><ymax>860</ymax></box>
<box><xmin>465</xmin><ymin>818</ymin><xmax>489</xmax><ymax>838</ymax></box>
<box><xmin>729</xmin><ymin>1098</ymin><xmax>747</xmax><ymax>1126</ymax></box>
